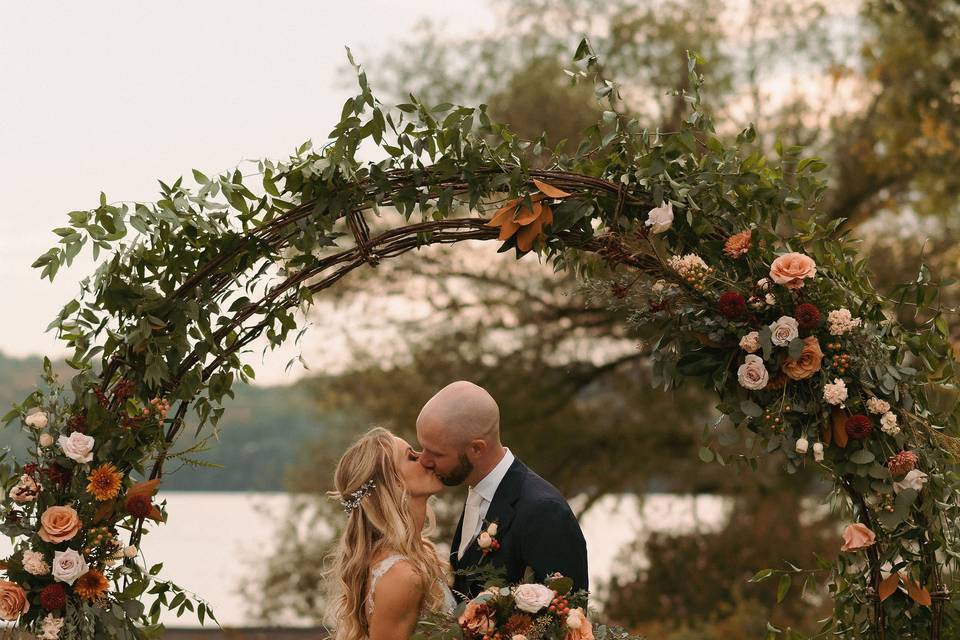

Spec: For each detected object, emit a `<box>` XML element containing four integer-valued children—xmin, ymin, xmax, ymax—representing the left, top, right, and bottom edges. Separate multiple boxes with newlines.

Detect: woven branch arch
<box><xmin>3</xmin><ymin>48</ymin><xmax>958</xmax><ymax>638</ymax></box>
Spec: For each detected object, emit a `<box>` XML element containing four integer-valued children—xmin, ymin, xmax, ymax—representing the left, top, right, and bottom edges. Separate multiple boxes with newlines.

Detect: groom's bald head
<box><xmin>417</xmin><ymin>381</ymin><xmax>500</xmax><ymax>446</ymax></box>
<box><xmin>415</xmin><ymin>381</ymin><xmax>504</xmax><ymax>487</ymax></box>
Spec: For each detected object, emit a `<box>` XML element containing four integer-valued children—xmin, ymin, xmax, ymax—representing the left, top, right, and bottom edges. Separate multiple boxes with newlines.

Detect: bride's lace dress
<box><xmin>366</xmin><ymin>554</ymin><xmax>457</xmax><ymax>617</ymax></box>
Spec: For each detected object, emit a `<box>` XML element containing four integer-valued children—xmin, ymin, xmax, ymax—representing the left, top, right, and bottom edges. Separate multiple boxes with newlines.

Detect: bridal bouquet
<box><xmin>419</xmin><ymin>573</ymin><xmax>640</xmax><ymax>640</ymax></box>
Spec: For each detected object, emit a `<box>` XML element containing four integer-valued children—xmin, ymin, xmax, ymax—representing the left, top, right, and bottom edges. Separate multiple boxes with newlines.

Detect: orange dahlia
<box><xmin>86</xmin><ymin>463</ymin><xmax>123</xmax><ymax>501</ymax></box>
<box><xmin>73</xmin><ymin>569</ymin><xmax>109</xmax><ymax>601</ymax></box>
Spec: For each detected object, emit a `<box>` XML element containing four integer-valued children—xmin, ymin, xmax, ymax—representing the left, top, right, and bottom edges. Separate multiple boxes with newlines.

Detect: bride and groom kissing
<box><xmin>327</xmin><ymin>381</ymin><xmax>589</xmax><ymax>640</ymax></box>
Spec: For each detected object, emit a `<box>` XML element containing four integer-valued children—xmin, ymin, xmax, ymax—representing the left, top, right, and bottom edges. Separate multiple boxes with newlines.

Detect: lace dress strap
<box><xmin>366</xmin><ymin>554</ymin><xmax>407</xmax><ymax>615</ymax></box>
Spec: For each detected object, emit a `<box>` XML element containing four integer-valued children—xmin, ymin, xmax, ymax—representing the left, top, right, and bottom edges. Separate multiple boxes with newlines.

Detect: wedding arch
<box><xmin>2</xmin><ymin>44</ymin><xmax>958</xmax><ymax>639</ymax></box>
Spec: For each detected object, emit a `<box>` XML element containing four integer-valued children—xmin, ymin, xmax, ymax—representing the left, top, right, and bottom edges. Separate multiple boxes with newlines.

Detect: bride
<box><xmin>326</xmin><ymin>427</ymin><xmax>457</xmax><ymax>640</ymax></box>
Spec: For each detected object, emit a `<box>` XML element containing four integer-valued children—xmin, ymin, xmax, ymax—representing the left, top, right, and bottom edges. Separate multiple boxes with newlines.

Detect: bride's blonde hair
<box><xmin>326</xmin><ymin>427</ymin><xmax>448</xmax><ymax>640</ymax></box>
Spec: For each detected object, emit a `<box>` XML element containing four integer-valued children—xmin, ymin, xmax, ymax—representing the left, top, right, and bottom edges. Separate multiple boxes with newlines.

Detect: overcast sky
<box><xmin>0</xmin><ymin>2</ymin><xmax>494</xmax><ymax>384</ymax></box>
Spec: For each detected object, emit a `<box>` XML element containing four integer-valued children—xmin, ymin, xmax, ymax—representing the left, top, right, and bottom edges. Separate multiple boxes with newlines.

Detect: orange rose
<box><xmin>38</xmin><ymin>505</ymin><xmax>82</xmax><ymax>543</ymax></box>
<box><xmin>781</xmin><ymin>337</ymin><xmax>823</xmax><ymax>380</ymax></box>
<box><xmin>565</xmin><ymin>608</ymin><xmax>595</xmax><ymax>640</ymax></box>
<box><xmin>770</xmin><ymin>252</ymin><xmax>817</xmax><ymax>289</ymax></box>
<box><xmin>0</xmin><ymin>580</ymin><xmax>29</xmax><ymax>620</ymax></box>
<box><xmin>841</xmin><ymin>523</ymin><xmax>876</xmax><ymax>552</ymax></box>
<box><xmin>458</xmin><ymin>601</ymin><xmax>495</xmax><ymax>636</ymax></box>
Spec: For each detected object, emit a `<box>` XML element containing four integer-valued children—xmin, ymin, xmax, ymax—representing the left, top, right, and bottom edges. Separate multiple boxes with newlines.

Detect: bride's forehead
<box><xmin>390</xmin><ymin>435</ymin><xmax>410</xmax><ymax>453</ymax></box>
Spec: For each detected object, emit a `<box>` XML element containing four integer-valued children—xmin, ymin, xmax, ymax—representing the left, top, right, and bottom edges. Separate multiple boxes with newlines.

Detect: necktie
<box><xmin>457</xmin><ymin>488</ymin><xmax>484</xmax><ymax>560</ymax></box>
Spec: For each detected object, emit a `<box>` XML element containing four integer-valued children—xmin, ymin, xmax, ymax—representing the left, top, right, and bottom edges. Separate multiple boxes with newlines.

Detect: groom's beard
<box><xmin>438</xmin><ymin>453</ymin><xmax>473</xmax><ymax>487</ymax></box>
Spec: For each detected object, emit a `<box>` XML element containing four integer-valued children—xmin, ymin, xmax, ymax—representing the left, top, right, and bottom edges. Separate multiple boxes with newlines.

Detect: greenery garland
<box><xmin>0</xmin><ymin>41</ymin><xmax>955</xmax><ymax>638</ymax></box>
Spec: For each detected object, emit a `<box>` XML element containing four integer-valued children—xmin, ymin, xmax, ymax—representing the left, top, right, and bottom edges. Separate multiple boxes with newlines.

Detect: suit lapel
<box><xmin>458</xmin><ymin>459</ymin><xmax>526</xmax><ymax>567</ymax></box>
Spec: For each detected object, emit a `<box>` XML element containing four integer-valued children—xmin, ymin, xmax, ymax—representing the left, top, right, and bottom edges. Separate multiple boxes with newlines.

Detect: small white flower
<box><xmin>765</xmin><ymin>293</ymin><xmax>777</xmax><ymax>305</ymax></box>
<box><xmin>880</xmin><ymin>411</ymin><xmax>900</xmax><ymax>435</ymax></box>
<box><xmin>867</xmin><ymin>397</ymin><xmax>891</xmax><ymax>415</ymax></box>
<box><xmin>739</xmin><ymin>331</ymin><xmax>761</xmax><ymax>353</ymax></box>
<box><xmin>795</xmin><ymin>437</ymin><xmax>809</xmax><ymax>454</ymax></box>
<box><xmin>25</xmin><ymin>411</ymin><xmax>48</xmax><ymax>430</ymax></box>
<box><xmin>38</xmin><ymin>433</ymin><xmax>54</xmax><ymax>448</ymax></box>
<box><xmin>757</xmin><ymin>277</ymin><xmax>770</xmax><ymax>290</ymax></box>
<box><xmin>645</xmin><ymin>201</ymin><xmax>674</xmax><ymax>234</ymax></box>
<box><xmin>651</xmin><ymin>279</ymin><xmax>667</xmax><ymax>294</ymax></box>
<box><xmin>823</xmin><ymin>378</ymin><xmax>848</xmax><ymax>405</ymax></box>
<box><xmin>123</xmin><ymin>545</ymin><xmax>138</xmax><ymax>558</ymax></box>
<box><xmin>477</xmin><ymin>532</ymin><xmax>493</xmax><ymax>549</ymax></box>
<box><xmin>813</xmin><ymin>442</ymin><xmax>825</xmax><ymax>462</ymax></box>
<box><xmin>893</xmin><ymin>469</ymin><xmax>928</xmax><ymax>494</ymax></box>
<box><xmin>769</xmin><ymin>316</ymin><xmax>799</xmax><ymax>346</ymax></box>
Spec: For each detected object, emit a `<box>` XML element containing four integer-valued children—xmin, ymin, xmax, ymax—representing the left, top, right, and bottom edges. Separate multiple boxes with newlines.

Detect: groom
<box><xmin>416</xmin><ymin>381</ymin><xmax>589</xmax><ymax>600</ymax></box>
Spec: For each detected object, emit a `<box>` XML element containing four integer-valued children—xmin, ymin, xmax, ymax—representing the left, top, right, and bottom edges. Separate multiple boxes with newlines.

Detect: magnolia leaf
<box><xmin>878</xmin><ymin>572</ymin><xmax>901</xmax><ymax>602</ymax></box>
<box><xmin>903</xmin><ymin>574</ymin><xmax>932</xmax><ymax>607</ymax></box>
<box><xmin>532</xmin><ymin>178</ymin><xmax>572</xmax><ymax>199</ymax></box>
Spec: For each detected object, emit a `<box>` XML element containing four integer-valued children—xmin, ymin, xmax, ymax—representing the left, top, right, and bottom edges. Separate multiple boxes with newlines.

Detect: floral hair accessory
<box><xmin>340</xmin><ymin>479</ymin><xmax>376</xmax><ymax>514</ymax></box>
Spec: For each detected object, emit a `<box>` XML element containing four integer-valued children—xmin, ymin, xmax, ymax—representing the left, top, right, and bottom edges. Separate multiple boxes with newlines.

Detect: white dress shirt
<box><xmin>459</xmin><ymin>448</ymin><xmax>515</xmax><ymax>552</ymax></box>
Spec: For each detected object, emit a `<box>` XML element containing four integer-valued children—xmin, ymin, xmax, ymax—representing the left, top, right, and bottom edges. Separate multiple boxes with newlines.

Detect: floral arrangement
<box><xmin>585</xmin><ymin>127</ymin><xmax>960</xmax><ymax>634</ymax></box>
<box><xmin>418</xmin><ymin>573</ymin><xmax>641</xmax><ymax>640</ymax></box>
<box><xmin>0</xmin><ymin>360</ymin><xmax>213</xmax><ymax>638</ymax></box>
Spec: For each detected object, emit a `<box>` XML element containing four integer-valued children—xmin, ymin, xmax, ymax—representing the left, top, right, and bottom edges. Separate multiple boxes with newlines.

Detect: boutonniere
<box><xmin>477</xmin><ymin>520</ymin><xmax>501</xmax><ymax>557</ymax></box>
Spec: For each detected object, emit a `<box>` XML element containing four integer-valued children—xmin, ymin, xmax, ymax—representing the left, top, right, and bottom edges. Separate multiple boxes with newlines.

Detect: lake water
<box><xmin>1</xmin><ymin>492</ymin><xmax>731</xmax><ymax>629</ymax></box>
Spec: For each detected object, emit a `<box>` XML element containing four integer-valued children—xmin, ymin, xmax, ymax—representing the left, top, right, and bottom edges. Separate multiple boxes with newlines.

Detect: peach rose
<box><xmin>0</xmin><ymin>580</ymin><xmax>29</xmax><ymax>621</ymax></box>
<box><xmin>723</xmin><ymin>230</ymin><xmax>752</xmax><ymax>259</ymax></box>
<box><xmin>770</xmin><ymin>252</ymin><xmax>817</xmax><ymax>289</ymax></box>
<box><xmin>38</xmin><ymin>505</ymin><xmax>81</xmax><ymax>543</ymax></box>
<box><xmin>841</xmin><ymin>523</ymin><xmax>876</xmax><ymax>552</ymax></box>
<box><xmin>781</xmin><ymin>337</ymin><xmax>823</xmax><ymax>380</ymax></box>
<box><xmin>458</xmin><ymin>601</ymin><xmax>495</xmax><ymax>636</ymax></box>
<box><xmin>566</xmin><ymin>608</ymin><xmax>595</xmax><ymax>640</ymax></box>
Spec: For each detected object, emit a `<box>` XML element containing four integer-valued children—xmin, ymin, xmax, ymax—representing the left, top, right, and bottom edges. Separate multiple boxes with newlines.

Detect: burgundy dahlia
<box><xmin>795</xmin><ymin>303</ymin><xmax>821</xmax><ymax>330</ymax></box>
<box><xmin>67</xmin><ymin>412</ymin><xmax>88</xmax><ymax>433</ymax></box>
<box><xmin>718</xmin><ymin>291</ymin><xmax>748</xmax><ymax>319</ymax></box>
<box><xmin>44</xmin><ymin>463</ymin><xmax>73</xmax><ymax>487</ymax></box>
<box><xmin>126</xmin><ymin>494</ymin><xmax>153</xmax><ymax>518</ymax></box>
<box><xmin>40</xmin><ymin>583</ymin><xmax>67</xmax><ymax>610</ymax></box>
<box><xmin>845</xmin><ymin>414</ymin><xmax>873</xmax><ymax>440</ymax></box>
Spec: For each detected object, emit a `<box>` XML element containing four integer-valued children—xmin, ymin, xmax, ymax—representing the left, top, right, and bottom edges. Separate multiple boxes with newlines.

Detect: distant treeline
<box><xmin>0</xmin><ymin>351</ymin><xmax>334</xmax><ymax>491</ymax></box>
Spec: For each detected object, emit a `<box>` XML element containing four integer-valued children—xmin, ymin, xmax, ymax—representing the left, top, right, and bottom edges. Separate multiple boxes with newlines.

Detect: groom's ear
<box><xmin>466</xmin><ymin>438</ymin><xmax>488</xmax><ymax>459</ymax></box>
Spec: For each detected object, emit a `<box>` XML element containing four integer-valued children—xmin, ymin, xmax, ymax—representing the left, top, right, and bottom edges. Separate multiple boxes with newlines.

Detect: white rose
<box><xmin>880</xmin><ymin>412</ymin><xmax>900</xmax><ymax>435</ymax></box>
<box><xmin>769</xmin><ymin>316</ymin><xmax>799</xmax><ymax>346</ymax></box>
<box><xmin>512</xmin><ymin>636</ymin><xmax>528</xmax><ymax>640</ymax></box>
<box><xmin>58</xmin><ymin>432</ymin><xmax>95</xmax><ymax>464</ymax></box>
<box><xmin>513</xmin><ymin>583</ymin><xmax>555</xmax><ymax>613</ymax></box>
<box><xmin>739</xmin><ymin>331</ymin><xmax>761</xmax><ymax>353</ymax></box>
<box><xmin>795</xmin><ymin>437</ymin><xmax>809</xmax><ymax>454</ymax></box>
<box><xmin>38</xmin><ymin>433</ymin><xmax>54</xmax><ymax>448</ymax></box>
<box><xmin>813</xmin><ymin>442</ymin><xmax>825</xmax><ymax>462</ymax></box>
<box><xmin>486</xmin><ymin>523</ymin><xmax>498</xmax><ymax>537</ymax></box>
<box><xmin>737</xmin><ymin>354</ymin><xmax>769</xmax><ymax>391</ymax></box>
<box><xmin>22</xmin><ymin>550</ymin><xmax>50</xmax><ymax>576</ymax></box>
<box><xmin>25</xmin><ymin>411</ymin><xmax>48</xmax><ymax>430</ymax></box>
<box><xmin>867</xmin><ymin>397</ymin><xmax>891</xmax><ymax>415</ymax></box>
<box><xmin>477</xmin><ymin>532</ymin><xmax>493</xmax><ymax>549</ymax></box>
<box><xmin>645</xmin><ymin>201</ymin><xmax>674</xmax><ymax>234</ymax></box>
<box><xmin>823</xmin><ymin>378</ymin><xmax>848</xmax><ymax>405</ymax></box>
<box><xmin>52</xmin><ymin>548</ymin><xmax>88</xmax><ymax>585</ymax></box>
<box><xmin>893</xmin><ymin>469</ymin><xmax>928</xmax><ymax>494</ymax></box>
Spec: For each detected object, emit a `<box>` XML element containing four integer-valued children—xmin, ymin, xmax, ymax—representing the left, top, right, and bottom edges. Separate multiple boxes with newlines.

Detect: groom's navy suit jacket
<box><xmin>450</xmin><ymin>458</ymin><xmax>589</xmax><ymax>600</ymax></box>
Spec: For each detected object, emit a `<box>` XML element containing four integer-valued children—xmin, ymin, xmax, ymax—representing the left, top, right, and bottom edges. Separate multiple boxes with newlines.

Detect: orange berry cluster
<box><xmin>82</xmin><ymin>526</ymin><xmax>115</xmax><ymax>557</ymax></box>
<box><xmin>549</xmin><ymin>594</ymin><xmax>571</xmax><ymax>616</ymax></box>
